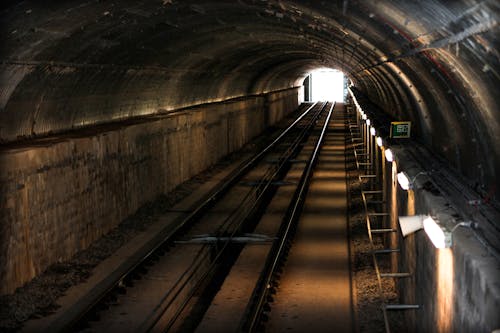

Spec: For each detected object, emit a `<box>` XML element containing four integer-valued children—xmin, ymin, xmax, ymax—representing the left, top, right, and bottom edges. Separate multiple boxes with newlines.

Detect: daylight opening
<box><xmin>303</xmin><ymin>68</ymin><xmax>345</xmax><ymax>102</ymax></box>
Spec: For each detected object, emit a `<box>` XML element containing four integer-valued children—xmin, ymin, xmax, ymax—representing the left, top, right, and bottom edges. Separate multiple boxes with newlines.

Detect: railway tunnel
<box><xmin>0</xmin><ymin>1</ymin><xmax>499</xmax><ymax>332</ymax></box>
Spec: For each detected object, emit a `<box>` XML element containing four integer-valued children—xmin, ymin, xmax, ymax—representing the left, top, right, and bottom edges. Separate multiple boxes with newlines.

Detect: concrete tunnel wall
<box><xmin>0</xmin><ymin>88</ymin><xmax>300</xmax><ymax>294</ymax></box>
<box><xmin>347</xmin><ymin>90</ymin><xmax>500</xmax><ymax>332</ymax></box>
<box><xmin>389</xmin><ymin>151</ymin><xmax>500</xmax><ymax>333</ymax></box>
<box><xmin>0</xmin><ymin>1</ymin><xmax>498</xmax><ymax>201</ymax></box>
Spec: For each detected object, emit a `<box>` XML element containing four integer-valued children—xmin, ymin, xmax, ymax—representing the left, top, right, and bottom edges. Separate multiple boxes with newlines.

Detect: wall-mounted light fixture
<box><xmin>366</xmin><ymin>119</ymin><xmax>371</xmax><ymax>126</ymax></box>
<box><xmin>376</xmin><ymin>136</ymin><xmax>383</xmax><ymax>147</ymax></box>
<box><xmin>397</xmin><ymin>172</ymin><xmax>411</xmax><ymax>190</ymax></box>
<box><xmin>362</xmin><ymin>113</ymin><xmax>367</xmax><ymax>120</ymax></box>
<box><xmin>385</xmin><ymin>148</ymin><xmax>394</xmax><ymax>162</ymax></box>
<box><xmin>423</xmin><ymin>216</ymin><xmax>452</xmax><ymax>248</ymax></box>
<box><xmin>397</xmin><ymin>171</ymin><xmax>427</xmax><ymax>191</ymax></box>
<box><xmin>370</xmin><ymin>127</ymin><xmax>376</xmax><ymax>136</ymax></box>
<box><xmin>398</xmin><ymin>215</ymin><xmax>425</xmax><ymax>237</ymax></box>
<box><xmin>398</xmin><ymin>215</ymin><xmax>477</xmax><ymax>248</ymax></box>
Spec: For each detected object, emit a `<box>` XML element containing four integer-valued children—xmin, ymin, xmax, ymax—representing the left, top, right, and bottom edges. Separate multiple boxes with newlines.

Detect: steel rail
<box><xmin>214</xmin><ymin>103</ymin><xmax>328</xmax><ymax>238</ymax></box>
<box><xmin>142</xmin><ymin>102</ymin><xmax>329</xmax><ymax>332</ymax></box>
<box><xmin>46</xmin><ymin>102</ymin><xmax>321</xmax><ymax>332</ymax></box>
<box><xmin>241</xmin><ymin>101</ymin><xmax>336</xmax><ymax>332</ymax></box>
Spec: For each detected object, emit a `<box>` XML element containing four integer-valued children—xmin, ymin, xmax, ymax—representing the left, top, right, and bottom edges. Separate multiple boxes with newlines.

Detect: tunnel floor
<box><xmin>0</xmin><ymin>104</ymin><xmax>403</xmax><ymax>332</ymax></box>
<box><xmin>264</xmin><ymin>103</ymin><xmax>352</xmax><ymax>332</ymax></box>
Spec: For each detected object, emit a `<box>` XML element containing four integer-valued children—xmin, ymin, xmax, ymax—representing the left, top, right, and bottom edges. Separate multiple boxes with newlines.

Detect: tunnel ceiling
<box><xmin>0</xmin><ymin>0</ymin><xmax>499</xmax><ymax>196</ymax></box>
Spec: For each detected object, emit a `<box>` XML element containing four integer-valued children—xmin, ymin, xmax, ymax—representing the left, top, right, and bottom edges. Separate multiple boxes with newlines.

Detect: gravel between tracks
<box><xmin>0</xmin><ymin>131</ymin><xmax>274</xmax><ymax>332</ymax></box>
<box><xmin>0</xmin><ymin>109</ymin><xmax>406</xmax><ymax>332</ymax></box>
<box><xmin>0</xmin><ymin>171</ymin><xmax>219</xmax><ymax>331</ymax></box>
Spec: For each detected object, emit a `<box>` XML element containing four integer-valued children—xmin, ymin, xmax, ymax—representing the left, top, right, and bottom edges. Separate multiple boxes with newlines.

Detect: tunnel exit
<box><xmin>304</xmin><ymin>68</ymin><xmax>345</xmax><ymax>102</ymax></box>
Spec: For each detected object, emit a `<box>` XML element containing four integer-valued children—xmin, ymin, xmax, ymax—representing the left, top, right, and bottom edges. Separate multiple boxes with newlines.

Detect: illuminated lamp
<box><xmin>397</xmin><ymin>171</ymin><xmax>427</xmax><ymax>191</ymax></box>
<box><xmin>376</xmin><ymin>136</ymin><xmax>383</xmax><ymax>147</ymax></box>
<box><xmin>370</xmin><ymin>127</ymin><xmax>376</xmax><ymax>136</ymax></box>
<box><xmin>423</xmin><ymin>216</ymin><xmax>452</xmax><ymax>248</ymax></box>
<box><xmin>397</xmin><ymin>172</ymin><xmax>411</xmax><ymax>190</ymax></box>
<box><xmin>385</xmin><ymin>149</ymin><xmax>393</xmax><ymax>162</ymax></box>
<box><xmin>399</xmin><ymin>215</ymin><xmax>476</xmax><ymax>248</ymax></box>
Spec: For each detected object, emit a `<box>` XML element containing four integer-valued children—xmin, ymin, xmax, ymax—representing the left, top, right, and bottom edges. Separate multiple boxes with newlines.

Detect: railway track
<box><xmin>195</xmin><ymin>102</ymin><xmax>352</xmax><ymax>333</ymax></box>
<box><xmin>24</xmin><ymin>101</ymin><xmax>354</xmax><ymax>332</ymax></box>
<box><xmin>241</xmin><ymin>101</ymin><xmax>335</xmax><ymax>332</ymax></box>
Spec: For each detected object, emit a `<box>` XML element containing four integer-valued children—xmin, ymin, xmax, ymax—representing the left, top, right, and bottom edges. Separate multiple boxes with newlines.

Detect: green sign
<box><xmin>390</xmin><ymin>121</ymin><xmax>411</xmax><ymax>138</ymax></box>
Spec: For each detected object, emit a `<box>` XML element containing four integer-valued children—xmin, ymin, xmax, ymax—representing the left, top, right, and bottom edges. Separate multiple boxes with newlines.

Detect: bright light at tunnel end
<box><xmin>309</xmin><ymin>68</ymin><xmax>345</xmax><ymax>102</ymax></box>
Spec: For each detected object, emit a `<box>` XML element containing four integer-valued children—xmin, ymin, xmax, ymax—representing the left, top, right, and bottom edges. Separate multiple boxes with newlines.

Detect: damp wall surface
<box><xmin>0</xmin><ymin>87</ymin><xmax>300</xmax><ymax>295</ymax></box>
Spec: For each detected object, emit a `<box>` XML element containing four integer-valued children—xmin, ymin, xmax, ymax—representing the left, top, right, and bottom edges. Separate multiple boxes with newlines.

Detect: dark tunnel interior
<box><xmin>1</xmin><ymin>0</ymin><xmax>498</xmax><ymax>196</ymax></box>
<box><xmin>0</xmin><ymin>1</ymin><xmax>499</xmax><ymax>331</ymax></box>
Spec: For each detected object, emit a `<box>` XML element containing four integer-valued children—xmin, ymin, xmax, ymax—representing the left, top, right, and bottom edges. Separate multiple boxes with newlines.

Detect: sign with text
<box><xmin>390</xmin><ymin>121</ymin><xmax>411</xmax><ymax>138</ymax></box>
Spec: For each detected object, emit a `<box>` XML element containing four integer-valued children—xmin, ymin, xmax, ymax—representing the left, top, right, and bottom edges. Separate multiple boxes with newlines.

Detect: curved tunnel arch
<box><xmin>0</xmin><ymin>0</ymin><xmax>498</xmax><ymax>197</ymax></box>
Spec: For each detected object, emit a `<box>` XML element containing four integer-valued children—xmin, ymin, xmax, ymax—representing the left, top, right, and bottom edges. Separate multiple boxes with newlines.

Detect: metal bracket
<box><xmin>380</xmin><ymin>272</ymin><xmax>412</xmax><ymax>278</ymax></box>
<box><xmin>176</xmin><ymin>233</ymin><xmax>276</xmax><ymax>244</ymax></box>
<box><xmin>372</xmin><ymin>248</ymin><xmax>400</xmax><ymax>254</ymax></box>
<box><xmin>384</xmin><ymin>304</ymin><xmax>420</xmax><ymax>310</ymax></box>
<box><xmin>370</xmin><ymin>228</ymin><xmax>396</xmax><ymax>234</ymax></box>
<box><xmin>239</xmin><ymin>180</ymin><xmax>297</xmax><ymax>187</ymax></box>
<box><xmin>265</xmin><ymin>158</ymin><xmax>307</xmax><ymax>164</ymax></box>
